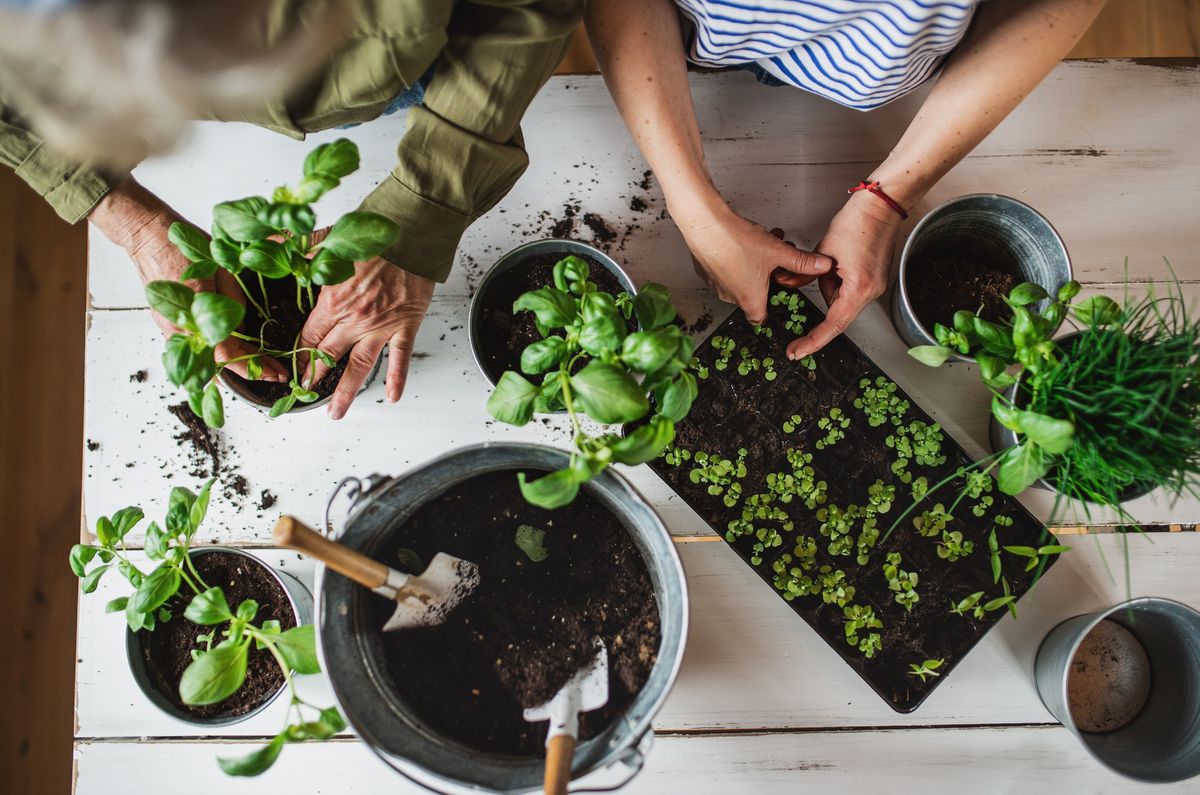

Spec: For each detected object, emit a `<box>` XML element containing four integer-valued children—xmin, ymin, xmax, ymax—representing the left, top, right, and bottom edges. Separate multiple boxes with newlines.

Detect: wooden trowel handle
<box><xmin>273</xmin><ymin>515</ymin><xmax>390</xmax><ymax>591</ymax></box>
<box><xmin>544</xmin><ymin>734</ymin><xmax>575</xmax><ymax>795</ymax></box>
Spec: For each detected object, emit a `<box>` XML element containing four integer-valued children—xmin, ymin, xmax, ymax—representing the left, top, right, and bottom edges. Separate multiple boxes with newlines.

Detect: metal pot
<box><xmin>891</xmin><ymin>194</ymin><xmax>1072</xmax><ymax>362</ymax></box>
<box><xmin>220</xmin><ymin>357</ymin><xmax>381</xmax><ymax>415</ymax></box>
<box><xmin>1034</xmin><ymin>597</ymin><xmax>1200</xmax><ymax>783</ymax></box>
<box><xmin>315</xmin><ymin>443</ymin><xmax>689</xmax><ymax>794</ymax></box>
<box><xmin>988</xmin><ymin>331</ymin><xmax>1154</xmax><ymax>502</ymax></box>
<box><xmin>468</xmin><ymin>239</ymin><xmax>637</xmax><ymax>387</ymax></box>
<box><xmin>126</xmin><ymin>546</ymin><xmax>313</xmax><ymax>726</ymax></box>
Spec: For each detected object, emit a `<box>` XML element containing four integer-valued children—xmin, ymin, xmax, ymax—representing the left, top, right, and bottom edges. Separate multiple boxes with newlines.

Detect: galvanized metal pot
<box><xmin>468</xmin><ymin>239</ymin><xmax>637</xmax><ymax>387</ymax></box>
<box><xmin>988</xmin><ymin>331</ymin><xmax>1154</xmax><ymax>502</ymax></box>
<box><xmin>1034</xmin><ymin>597</ymin><xmax>1200</xmax><ymax>783</ymax></box>
<box><xmin>126</xmin><ymin>546</ymin><xmax>313</xmax><ymax>726</ymax></box>
<box><xmin>316</xmin><ymin>443</ymin><xmax>688</xmax><ymax>794</ymax></box>
<box><xmin>891</xmin><ymin>194</ymin><xmax>1072</xmax><ymax>362</ymax></box>
<box><xmin>221</xmin><ymin>356</ymin><xmax>380</xmax><ymax>415</ymax></box>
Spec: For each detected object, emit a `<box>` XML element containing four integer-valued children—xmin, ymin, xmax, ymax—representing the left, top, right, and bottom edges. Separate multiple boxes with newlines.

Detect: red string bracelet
<box><xmin>847</xmin><ymin>180</ymin><xmax>909</xmax><ymax>220</ymax></box>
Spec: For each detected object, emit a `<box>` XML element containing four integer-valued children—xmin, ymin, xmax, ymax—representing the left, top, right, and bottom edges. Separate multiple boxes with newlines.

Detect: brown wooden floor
<box><xmin>1</xmin><ymin>3</ymin><xmax>1196</xmax><ymax>793</ymax></box>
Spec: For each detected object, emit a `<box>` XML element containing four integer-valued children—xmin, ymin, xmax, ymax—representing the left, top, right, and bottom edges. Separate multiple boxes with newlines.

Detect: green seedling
<box><xmin>770</xmin><ymin>289</ymin><xmax>809</xmax><ymax>334</ymax></box>
<box><xmin>907</xmin><ymin>658</ymin><xmax>945</xmax><ymax>682</ymax></box>
<box><xmin>488</xmin><ymin>260</ymin><xmax>696</xmax><ymax>508</ymax></box>
<box><xmin>853</xmin><ymin>376</ymin><xmax>910</xmax><ymax>427</ymax></box>
<box><xmin>1003</xmin><ymin>543</ymin><xmax>1072</xmax><ymax>572</ymax></box>
<box><xmin>937</xmin><ymin>529</ymin><xmax>975</xmax><ymax>562</ymax></box>
<box><xmin>883</xmin><ymin>552</ymin><xmax>920</xmax><ymax>611</ymax></box>
<box><xmin>912</xmin><ymin>503</ymin><xmax>952</xmax><ymax>538</ymax></box>
<box><xmin>843</xmin><ymin>603</ymin><xmax>883</xmax><ymax>658</ymax></box>
<box><xmin>815</xmin><ymin>407</ymin><xmax>850</xmax><ymax>450</ymax></box>
<box><xmin>782</xmin><ymin>414</ymin><xmax>803</xmax><ymax>434</ymax></box>
<box><xmin>818</xmin><ymin>566</ymin><xmax>856</xmax><ymax>607</ymax></box>
<box><xmin>711</xmin><ymin>335</ymin><xmax>736</xmax><ymax>371</ymax></box>
<box><xmin>950</xmin><ymin>590</ymin><xmax>1016</xmax><ymax>620</ymax></box>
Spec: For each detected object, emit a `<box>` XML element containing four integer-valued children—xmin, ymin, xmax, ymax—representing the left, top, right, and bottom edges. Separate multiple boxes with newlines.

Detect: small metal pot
<box><xmin>125</xmin><ymin>546</ymin><xmax>313</xmax><ymax>726</ymax></box>
<box><xmin>220</xmin><ymin>357</ymin><xmax>381</xmax><ymax>415</ymax></box>
<box><xmin>891</xmin><ymin>194</ymin><xmax>1072</xmax><ymax>362</ymax></box>
<box><xmin>468</xmin><ymin>239</ymin><xmax>637</xmax><ymax>387</ymax></box>
<box><xmin>316</xmin><ymin>443</ymin><xmax>688</xmax><ymax>794</ymax></box>
<box><xmin>1034</xmin><ymin>597</ymin><xmax>1200</xmax><ymax>783</ymax></box>
<box><xmin>988</xmin><ymin>331</ymin><xmax>1154</xmax><ymax>502</ymax></box>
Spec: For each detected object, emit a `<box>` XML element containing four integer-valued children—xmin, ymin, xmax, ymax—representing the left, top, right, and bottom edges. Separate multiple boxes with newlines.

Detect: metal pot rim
<box><xmin>220</xmin><ymin>356</ymin><xmax>381</xmax><ymax>414</ymax></box>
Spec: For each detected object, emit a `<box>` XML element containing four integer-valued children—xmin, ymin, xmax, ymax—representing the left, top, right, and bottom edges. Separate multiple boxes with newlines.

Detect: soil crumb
<box><xmin>130</xmin><ymin>370</ymin><xmax>148</xmax><ymax>383</ymax></box>
<box><xmin>258</xmin><ymin>490</ymin><xmax>278</xmax><ymax>511</ymax></box>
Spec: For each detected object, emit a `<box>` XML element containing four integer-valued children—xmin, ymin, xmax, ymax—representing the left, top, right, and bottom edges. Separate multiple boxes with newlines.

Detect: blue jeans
<box><xmin>338</xmin><ymin>65</ymin><xmax>435</xmax><ymax>128</ymax></box>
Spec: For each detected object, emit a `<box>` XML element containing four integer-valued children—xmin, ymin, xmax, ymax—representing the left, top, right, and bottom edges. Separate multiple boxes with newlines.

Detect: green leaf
<box><xmin>659</xmin><ymin>371</ymin><xmax>697</xmax><ymax>423</ymax></box>
<box><xmin>984</xmin><ymin>595</ymin><xmax>1016</xmax><ymax>612</ymax></box>
<box><xmin>185</xmin><ymin>587</ymin><xmax>234</xmax><ymax>625</ymax></box>
<box><xmin>271</xmin><ymin>625</ymin><xmax>320</xmax><ymax>674</ymax></box>
<box><xmin>486</xmin><ymin>371</ymin><xmax>539</xmax><ymax>426</ymax></box>
<box><xmin>908</xmin><ymin>345</ymin><xmax>953</xmax><ymax>367</ymax></box>
<box><xmin>517</xmin><ymin>469</ymin><xmax>581</xmax><ymax>510</ymax></box>
<box><xmin>95</xmin><ymin>516</ymin><xmax>116</xmax><ymax>547</ymax></box>
<box><xmin>80</xmin><ymin>563</ymin><xmax>109</xmax><ymax>593</ymax></box>
<box><xmin>570</xmin><ymin>361</ymin><xmax>649</xmax><ymax>424</ymax></box>
<box><xmin>191</xmin><ymin>292</ymin><xmax>245</xmax><ymax>347</ymax></box>
<box><xmin>262</xmin><ymin>202</ymin><xmax>317</xmax><ymax>235</ymax></box>
<box><xmin>166</xmin><ymin>486</ymin><xmax>197</xmax><ymax>535</ymax></box>
<box><xmin>1038</xmin><ymin>545</ymin><xmax>1072</xmax><ymax>555</ymax></box>
<box><xmin>235</xmin><ymin>599</ymin><xmax>259</xmax><ymax>623</ymax></box>
<box><xmin>1015</xmin><ymin>410</ymin><xmax>1074</xmax><ymax>455</ymax></box>
<box><xmin>1057</xmin><ymin>280</ymin><xmax>1081</xmax><ymax>302</ymax></box>
<box><xmin>515</xmin><ymin>524</ymin><xmax>549</xmax><ymax>562</ymax></box>
<box><xmin>305</xmin><ymin>138</ymin><xmax>359</xmax><ymax>180</ymax></box>
<box><xmin>218</xmin><ymin>733</ymin><xmax>286</xmax><ymax>777</ymax></box>
<box><xmin>311</xmin><ymin>249</ymin><xmax>355</xmax><ymax>286</ymax></box>
<box><xmin>519</xmin><ymin>336</ymin><xmax>567</xmax><ymax>375</ymax></box>
<box><xmin>578</xmin><ymin>314</ymin><xmax>625</xmax><ymax>356</ymax></box>
<box><xmin>553</xmin><ymin>255</ymin><xmax>589</xmax><ymax>290</ymax></box>
<box><xmin>181</xmin><ymin>259</ymin><xmax>219</xmax><ymax>281</ymax></box>
<box><xmin>128</xmin><ymin>564</ymin><xmax>182</xmax><ymax>616</ymax></box>
<box><xmin>319</xmin><ymin>706</ymin><xmax>347</xmax><ymax>734</ymax></box>
<box><xmin>1074</xmin><ymin>295</ymin><xmax>1121</xmax><ymax>326</ymax></box>
<box><xmin>1011</xmin><ymin>306</ymin><xmax>1041</xmax><ymax>348</ymax></box>
<box><xmin>105</xmin><ymin>596</ymin><xmax>129</xmax><ymax>614</ymax></box>
<box><xmin>245</xmin><ymin>356</ymin><xmax>264</xmax><ymax>381</ymax></box>
<box><xmin>145</xmin><ymin>281</ymin><xmax>195</xmax><ymax>328</ymax></box>
<box><xmin>1008</xmin><ymin>282</ymin><xmax>1049</xmax><ymax>307</ymax></box>
<box><xmin>997</xmin><ymin>442</ymin><xmax>1050</xmax><ymax>496</ymax></box>
<box><xmin>611</xmin><ymin>415</ymin><xmax>676</xmax><ymax>465</ymax></box>
<box><xmin>972</xmin><ymin>316</ymin><xmax>1015</xmax><ymax>357</ymax></box>
<box><xmin>1003</xmin><ymin>545</ymin><xmax>1038</xmax><ymax>557</ymax></box>
<box><xmin>144</xmin><ymin>521</ymin><xmax>168</xmax><ymax>561</ymax></box>
<box><xmin>620</xmin><ymin>330</ymin><xmax>677</xmax><ymax>374</ymax></box>
<box><xmin>952</xmin><ymin>310</ymin><xmax>976</xmax><ymax>337</ymax></box>
<box><xmin>191</xmin><ymin>478</ymin><xmax>214</xmax><ymax>532</ymax></box>
<box><xmin>269</xmin><ymin>394</ymin><xmax>297</xmax><ymax>418</ymax></box>
<box><xmin>209</xmin><ymin>237</ymin><xmax>244</xmax><ymax>274</ymax></box>
<box><xmin>513</xmin><ymin>287</ymin><xmax>576</xmax><ymax>329</ymax></box>
<box><xmin>318</xmin><ymin>211</ymin><xmax>400</xmax><ymax>261</ymax></box>
<box><xmin>162</xmin><ymin>333</ymin><xmax>199</xmax><ymax>387</ymax></box>
<box><xmin>991</xmin><ymin>395</ymin><xmax>1022</xmax><ymax>432</ymax></box>
<box><xmin>239</xmin><ymin>239</ymin><xmax>292</xmax><ymax>279</ymax></box>
<box><xmin>179</xmin><ymin>641</ymin><xmax>249</xmax><ymax>705</ymax></box>
<box><xmin>201</xmin><ymin>383</ymin><xmax>225</xmax><ymax>428</ymax></box>
<box><xmin>213</xmin><ymin>197</ymin><xmax>273</xmax><ymax>242</ymax></box>
<box><xmin>632</xmin><ymin>283</ymin><xmax>675</xmax><ymax>330</ymax></box>
<box><xmin>69</xmin><ymin>544</ymin><xmax>96</xmax><ymax>577</ymax></box>
<box><xmin>168</xmin><ymin>222</ymin><xmax>214</xmax><ymax>265</ymax></box>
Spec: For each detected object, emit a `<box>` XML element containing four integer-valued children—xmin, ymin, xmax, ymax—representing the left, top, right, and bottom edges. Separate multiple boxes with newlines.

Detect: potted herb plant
<box><xmin>70</xmin><ymin>480</ymin><xmax>343</xmax><ymax>776</ymax></box>
<box><xmin>315</xmin><ymin>443</ymin><xmax>687</xmax><ymax>792</ymax></box>
<box><xmin>908</xmin><ymin>273</ymin><xmax>1200</xmax><ymax>515</ymax></box>
<box><xmin>146</xmin><ymin>138</ymin><xmax>401</xmax><ymax>427</ymax></box>
<box><xmin>482</xmin><ymin>251</ymin><xmax>696</xmax><ymax>508</ymax></box>
<box><xmin>891</xmin><ymin>194</ymin><xmax>1073</xmax><ymax>362</ymax></box>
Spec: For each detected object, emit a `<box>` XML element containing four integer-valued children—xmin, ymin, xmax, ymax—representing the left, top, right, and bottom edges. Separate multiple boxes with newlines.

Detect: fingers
<box><xmin>215</xmin><ymin>339</ymin><xmax>288</xmax><ymax>382</ymax></box>
<box><xmin>328</xmin><ymin>334</ymin><xmax>387</xmax><ymax>420</ymax></box>
<box><xmin>773</xmin><ymin>236</ymin><xmax>834</xmax><ymax>278</ymax></box>
<box><xmin>297</xmin><ymin>303</ymin><xmax>340</xmax><ymax>385</ymax></box>
<box><xmin>386</xmin><ymin>324</ymin><xmax>418</xmax><ymax>403</ymax></box>
<box><xmin>786</xmin><ymin>289</ymin><xmax>872</xmax><ymax>360</ymax></box>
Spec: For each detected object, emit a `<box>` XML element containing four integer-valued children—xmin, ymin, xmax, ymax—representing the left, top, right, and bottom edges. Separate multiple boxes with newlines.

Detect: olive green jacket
<box><xmin>0</xmin><ymin>0</ymin><xmax>581</xmax><ymax>282</ymax></box>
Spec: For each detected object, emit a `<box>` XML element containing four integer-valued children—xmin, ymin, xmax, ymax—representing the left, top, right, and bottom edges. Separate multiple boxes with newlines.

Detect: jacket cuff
<box><xmin>14</xmin><ymin>143</ymin><xmax>118</xmax><ymax>223</ymax></box>
<box><xmin>358</xmin><ymin>175</ymin><xmax>474</xmax><ymax>284</ymax></box>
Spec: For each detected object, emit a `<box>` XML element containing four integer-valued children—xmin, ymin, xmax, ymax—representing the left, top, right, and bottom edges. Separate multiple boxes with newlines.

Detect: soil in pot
<box><xmin>371</xmin><ymin>470</ymin><xmax>661</xmax><ymax>756</ymax></box>
<box><xmin>643</xmin><ymin>287</ymin><xmax>1056</xmax><ymax>712</ymax></box>
<box><xmin>138</xmin><ymin>550</ymin><xmax>297</xmax><ymax>719</ymax></box>
<box><xmin>907</xmin><ymin>243</ymin><xmax>1020</xmax><ymax>331</ymax></box>
<box><xmin>476</xmin><ymin>251</ymin><xmax>630</xmax><ymax>385</ymax></box>
<box><xmin>222</xmin><ymin>276</ymin><xmax>349</xmax><ymax>405</ymax></box>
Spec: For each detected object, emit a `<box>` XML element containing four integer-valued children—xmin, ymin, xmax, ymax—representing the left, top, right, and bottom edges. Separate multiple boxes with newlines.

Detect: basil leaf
<box><xmin>311</xmin><ymin>249</ymin><xmax>355</xmax><ymax>286</ymax></box>
<box><xmin>179</xmin><ymin>641</ymin><xmax>249</xmax><ymax>705</ymax></box>
<box><xmin>293</xmin><ymin>175</ymin><xmax>339</xmax><ymax>204</ymax></box>
<box><xmin>95</xmin><ymin>516</ymin><xmax>116</xmax><ymax>546</ymax></box>
<box><xmin>570</xmin><ymin>361</ymin><xmax>649</xmax><ymax>424</ymax></box>
<box><xmin>144</xmin><ymin>521</ymin><xmax>168</xmax><ymax>561</ymax></box>
<box><xmin>581</xmin><ymin>291</ymin><xmax>617</xmax><ymax>323</ymax></box>
<box><xmin>1057</xmin><ymin>280</ymin><xmax>1081</xmax><ymax>302</ymax></box>
<box><xmin>245</xmin><ymin>355</ymin><xmax>264</xmax><ymax>381</ymax></box>
<box><xmin>181</xmin><ymin>259</ymin><xmax>219</xmax><ymax>281</ymax></box>
<box><xmin>239</xmin><ymin>240</ymin><xmax>292</xmax><ymax>279</ymax></box>
<box><xmin>304</xmin><ymin>138</ymin><xmax>359</xmax><ymax>180</ymax></box>
<box><xmin>515</xmin><ymin>524</ymin><xmax>549</xmax><ymax>562</ymax></box>
<box><xmin>163</xmin><ymin>334</ymin><xmax>198</xmax><ymax>387</ymax></box>
<box><xmin>181</xmin><ymin>348</ymin><xmax>217</xmax><ymax>394</ymax></box>
<box><xmin>69</xmin><ymin>544</ymin><xmax>97</xmax><ymax>577</ymax></box>
<box><xmin>611</xmin><ymin>415</ymin><xmax>676</xmax><ymax>465</ymax></box>
<box><xmin>273</xmin><ymin>625</ymin><xmax>321</xmax><ymax>674</ymax></box>
<box><xmin>191</xmin><ymin>292</ymin><xmax>245</xmax><ymax>346</ymax></box>
<box><xmin>128</xmin><ymin>564</ymin><xmax>182</xmax><ymax>616</ymax></box>
<box><xmin>209</xmin><ymin>237</ymin><xmax>244</xmax><ymax>274</ymax></box>
<box><xmin>952</xmin><ymin>310</ymin><xmax>976</xmax><ymax>337</ymax></box>
<box><xmin>105</xmin><ymin>596</ymin><xmax>129</xmax><ymax>614</ymax></box>
<box><xmin>907</xmin><ymin>345</ymin><xmax>953</xmax><ymax>367</ymax></box>
<box><xmin>185</xmin><ymin>587</ymin><xmax>234</xmax><ymax>625</ymax></box>
<box><xmin>513</xmin><ymin>287</ymin><xmax>576</xmax><ymax>329</ymax></box>
<box><xmin>110</xmin><ymin>507</ymin><xmax>144</xmax><ymax>540</ymax></box>
<box><xmin>991</xmin><ymin>395</ymin><xmax>1022</xmax><ymax>431</ymax></box>
<box><xmin>145</xmin><ymin>281</ymin><xmax>195</xmax><ymax>328</ymax></box>
<box><xmin>1074</xmin><ymin>295</ymin><xmax>1121</xmax><ymax>326</ymax></box>
<box><xmin>659</xmin><ymin>371</ymin><xmax>697</xmax><ymax>423</ymax></box>
<box><xmin>997</xmin><ymin>441</ymin><xmax>1050</xmax><ymax>495</ymax></box>
<box><xmin>1008</xmin><ymin>282</ymin><xmax>1048</xmax><ymax>307</ymax></box>
<box><xmin>1015</xmin><ymin>409</ymin><xmax>1074</xmax><ymax>455</ymax></box>
<box><xmin>554</xmin><ymin>255</ymin><xmax>589</xmax><ymax>291</ymax></box>
<box><xmin>168</xmin><ymin>222</ymin><xmax>213</xmax><ymax>264</ymax></box>
<box><xmin>319</xmin><ymin>706</ymin><xmax>347</xmax><ymax>734</ymax></box>
<box><xmin>201</xmin><ymin>382</ymin><xmax>225</xmax><ymax>428</ymax></box>
<box><xmin>80</xmin><ymin>564</ymin><xmax>110</xmax><ymax>593</ymax></box>
<box><xmin>190</xmin><ymin>478</ymin><xmax>213</xmax><ymax>531</ymax></box>
<box><xmin>972</xmin><ymin>317</ymin><xmax>1014</xmax><ymax>357</ymax></box>
<box><xmin>620</xmin><ymin>330</ymin><xmax>676</xmax><ymax>374</ymax></box>
<box><xmin>632</xmin><ymin>283</ymin><xmax>675</xmax><ymax>330</ymax></box>
<box><xmin>213</xmin><ymin>197</ymin><xmax>273</xmax><ymax>242</ymax></box>
<box><xmin>269</xmin><ymin>394</ymin><xmax>297</xmax><ymax>418</ymax></box>
<box><xmin>218</xmin><ymin>733</ymin><xmax>286</xmax><ymax>777</ymax></box>
<box><xmin>486</xmin><ymin>371</ymin><xmax>539</xmax><ymax>426</ymax></box>
<box><xmin>578</xmin><ymin>314</ymin><xmax>625</xmax><ymax>356</ymax></box>
<box><xmin>1011</xmin><ymin>306</ymin><xmax>1040</xmax><ymax>348</ymax></box>
<box><xmin>236</xmin><ymin>599</ymin><xmax>259</xmax><ymax>622</ymax></box>
<box><xmin>318</xmin><ymin>211</ymin><xmax>400</xmax><ymax>261</ymax></box>
<box><xmin>517</xmin><ymin>469</ymin><xmax>581</xmax><ymax>510</ymax></box>
<box><xmin>520</xmin><ymin>336</ymin><xmax>567</xmax><ymax>375</ymax></box>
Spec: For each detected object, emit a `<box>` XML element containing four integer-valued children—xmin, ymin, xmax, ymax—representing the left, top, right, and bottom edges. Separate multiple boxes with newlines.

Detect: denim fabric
<box><xmin>739</xmin><ymin>61</ymin><xmax>786</xmax><ymax>88</ymax></box>
<box><xmin>337</xmin><ymin>65</ymin><xmax>436</xmax><ymax>129</ymax></box>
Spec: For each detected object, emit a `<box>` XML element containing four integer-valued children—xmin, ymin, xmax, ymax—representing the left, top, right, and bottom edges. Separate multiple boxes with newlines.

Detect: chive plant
<box><xmin>148</xmin><ymin>139</ymin><xmax>401</xmax><ymax>426</ymax></box>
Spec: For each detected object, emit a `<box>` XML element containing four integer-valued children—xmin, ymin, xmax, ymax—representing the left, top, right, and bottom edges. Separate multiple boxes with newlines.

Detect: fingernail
<box><xmin>328</xmin><ymin>405</ymin><xmax>344</xmax><ymax>421</ymax></box>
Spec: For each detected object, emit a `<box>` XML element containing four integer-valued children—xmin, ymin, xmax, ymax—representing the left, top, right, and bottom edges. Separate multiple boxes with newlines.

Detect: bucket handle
<box><xmin>323</xmin><ymin>474</ymin><xmax>388</xmax><ymax>539</ymax></box>
<box><xmin>569</xmin><ymin>730</ymin><xmax>652</xmax><ymax>793</ymax></box>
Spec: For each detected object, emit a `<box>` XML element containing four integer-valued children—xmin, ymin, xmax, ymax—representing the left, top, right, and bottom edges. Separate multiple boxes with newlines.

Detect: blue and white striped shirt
<box><xmin>677</xmin><ymin>0</ymin><xmax>980</xmax><ymax>110</ymax></box>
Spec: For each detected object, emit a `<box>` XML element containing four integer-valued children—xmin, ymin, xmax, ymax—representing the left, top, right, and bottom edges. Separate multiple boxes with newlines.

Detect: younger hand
<box><xmin>298</xmin><ymin>254</ymin><xmax>435</xmax><ymax>420</ymax></box>
<box><xmin>675</xmin><ymin>202</ymin><xmax>832</xmax><ymax>324</ymax></box>
<box><xmin>777</xmin><ymin>191</ymin><xmax>902</xmax><ymax>360</ymax></box>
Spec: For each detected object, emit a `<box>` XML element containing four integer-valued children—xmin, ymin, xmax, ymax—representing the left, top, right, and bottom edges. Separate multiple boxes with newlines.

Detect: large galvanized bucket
<box><xmin>315</xmin><ymin>443</ymin><xmax>689</xmax><ymax>794</ymax></box>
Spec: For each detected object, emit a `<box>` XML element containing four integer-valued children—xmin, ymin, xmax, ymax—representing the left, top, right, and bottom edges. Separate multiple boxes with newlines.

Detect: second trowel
<box><xmin>273</xmin><ymin>515</ymin><xmax>480</xmax><ymax>630</ymax></box>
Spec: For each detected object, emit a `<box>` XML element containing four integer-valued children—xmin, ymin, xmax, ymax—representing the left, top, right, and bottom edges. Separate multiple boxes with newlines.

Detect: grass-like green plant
<box><xmin>907</xmin><ymin>658</ymin><xmax>945</xmax><ymax>682</ymax></box>
<box><xmin>148</xmin><ymin>139</ymin><xmax>401</xmax><ymax>425</ymax></box>
<box><xmin>487</xmin><ymin>256</ymin><xmax>696</xmax><ymax>508</ymax></box>
<box><xmin>70</xmin><ymin>482</ymin><xmax>339</xmax><ymax>776</ymax></box>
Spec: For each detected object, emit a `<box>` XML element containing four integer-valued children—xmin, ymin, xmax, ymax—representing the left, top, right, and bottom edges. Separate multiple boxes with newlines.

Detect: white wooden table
<box><xmin>76</xmin><ymin>61</ymin><xmax>1200</xmax><ymax>793</ymax></box>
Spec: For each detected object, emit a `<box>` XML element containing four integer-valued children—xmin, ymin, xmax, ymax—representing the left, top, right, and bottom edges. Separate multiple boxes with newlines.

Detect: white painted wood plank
<box><xmin>76</xmin><ymin>533</ymin><xmax>1200</xmax><ymax>738</ymax></box>
<box><xmin>81</xmin><ymin>281</ymin><xmax>1200</xmax><ymax>544</ymax></box>
<box><xmin>88</xmin><ymin>61</ymin><xmax>1200</xmax><ymax>312</ymax></box>
<box><xmin>74</xmin><ymin>724</ymin><xmax>1196</xmax><ymax>794</ymax></box>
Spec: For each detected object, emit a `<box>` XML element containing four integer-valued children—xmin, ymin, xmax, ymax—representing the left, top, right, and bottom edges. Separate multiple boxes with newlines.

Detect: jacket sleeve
<box><xmin>0</xmin><ymin>101</ymin><xmax>123</xmax><ymax>223</ymax></box>
<box><xmin>358</xmin><ymin>0</ymin><xmax>582</xmax><ymax>282</ymax></box>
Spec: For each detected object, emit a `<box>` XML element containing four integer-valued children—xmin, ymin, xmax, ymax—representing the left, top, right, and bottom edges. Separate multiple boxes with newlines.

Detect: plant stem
<box><xmin>233</xmin><ymin>273</ymin><xmax>271</xmax><ymax>320</ymax></box>
<box><xmin>184</xmin><ymin>552</ymin><xmax>210</xmax><ymax>592</ymax></box>
<box><xmin>295</xmin><ymin>280</ymin><xmax>304</xmax><ymax>313</ymax></box>
<box><xmin>257</xmin><ymin>273</ymin><xmax>270</xmax><ymax>320</ymax></box>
